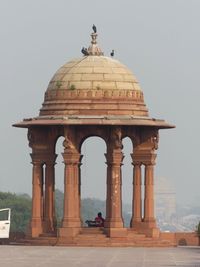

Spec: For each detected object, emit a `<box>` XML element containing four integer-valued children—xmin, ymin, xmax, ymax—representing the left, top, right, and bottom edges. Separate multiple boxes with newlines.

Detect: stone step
<box><xmin>13</xmin><ymin>234</ymin><xmax>176</xmax><ymax>247</ymax></box>
<box><xmin>80</xmin><ymin>227</ymin><xmax>104</xmax><ymax>234</ymax></box>
<box><xmin>76</xmin><ymin>235</ymin><xmax>108</xmax><ymax>240</ymax></box>
<box><xmin>127</xmin><ymin>234</ymin><xmax>147</xmax><ymax>239</ymax></box>
<box><xmin>39</xmin><ymin>233</ymin><xmax>57</xmax><ymax>238</ymax></box>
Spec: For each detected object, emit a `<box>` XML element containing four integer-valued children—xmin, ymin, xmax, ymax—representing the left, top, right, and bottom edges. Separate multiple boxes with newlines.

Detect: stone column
<box><xmin>143</xmin><ymin>163</ymin><xmax>156</xmax><ymax>227</ymax></box>
<box><xmin>30</xmin><ymin>154</ymin><xmax>43</xmax><ymax>237</ymax></box>
<box><xmin>59</xmin><ymin>150</ymin><xmax>82</xmax><ymax>237</ymax></box>
<box><xmin>43</xmin><ymin>155</ymin><xmax>57</xmax><ymax>233</ymax></box>
<box><xmin>130</xmin><ymin>162</ymin><xmax>142</xmax><ymax>227</ymax></box>
<box><xmin>105</xmin><ymin>151</ymin><xmax>124</xmax><ymax>229</ymax></box>
<box><xmin>78</xmin><ymin>157</ymin><xmax>83</xmax><ymax>225</ymax></box>
<box><xmin>105</xmin><ymin>161</ymin><xmax>111</xmax><ymax>227</ymax></box>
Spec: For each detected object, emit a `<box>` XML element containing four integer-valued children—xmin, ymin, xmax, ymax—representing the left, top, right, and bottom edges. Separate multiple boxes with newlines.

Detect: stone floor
<box><xmin>0</xmin><ymin>246</ymin><xmax>199</xmax><ymax>267</ymax></box>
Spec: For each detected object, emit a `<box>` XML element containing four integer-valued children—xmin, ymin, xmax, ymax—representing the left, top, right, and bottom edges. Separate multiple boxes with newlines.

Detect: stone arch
<box><xmin>76</xmin><ymin>126</ymin><xmax>109</xmax><ymax>152</ymax></box>
<box><xmin>178</xmin><ymin>238</ymin><xmax>187</xmax><ymax>246</ymax></box>
<box><xmin>80</xmin><ymin>136</ymin><xmax>107</xmax><ymax>223</ymax></box>
<box><xmin>122</xmin><ymin>127</ymin><xmax>139</xmax><ymax>147</ymax></box>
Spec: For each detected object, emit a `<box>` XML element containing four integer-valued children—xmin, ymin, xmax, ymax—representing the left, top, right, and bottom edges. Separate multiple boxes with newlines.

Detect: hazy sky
<box><xmin>0</xmin><ymin>0</ymin><xmax>200</xmax><ymax>206</ymax></box>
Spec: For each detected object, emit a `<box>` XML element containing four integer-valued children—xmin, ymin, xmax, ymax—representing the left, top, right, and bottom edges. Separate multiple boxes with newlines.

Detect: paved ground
<box><xmin>0</xmin><ymin>246</ymin><xmax>199</xmax><ymax>267</ymax></box>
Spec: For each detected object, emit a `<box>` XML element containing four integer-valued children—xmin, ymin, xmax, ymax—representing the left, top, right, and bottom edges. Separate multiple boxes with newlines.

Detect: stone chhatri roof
<box><xmin>13</xmin><ymin>27</ymin><xmax>175</xmax><ymax>129</ymax></box>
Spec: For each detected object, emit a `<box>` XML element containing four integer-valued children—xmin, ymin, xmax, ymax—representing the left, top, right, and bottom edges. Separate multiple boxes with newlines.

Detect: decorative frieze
<box><xmin>44</xmin><ymin>89</ymin><xmax>144</xmax><ymax>101</ymax></box>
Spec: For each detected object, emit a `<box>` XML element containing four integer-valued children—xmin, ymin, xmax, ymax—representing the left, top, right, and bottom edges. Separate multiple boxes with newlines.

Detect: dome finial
<box><xmin>87</xmin><ymin>25</ymin><xmax>104</xmax><ymax>56</ymax></box>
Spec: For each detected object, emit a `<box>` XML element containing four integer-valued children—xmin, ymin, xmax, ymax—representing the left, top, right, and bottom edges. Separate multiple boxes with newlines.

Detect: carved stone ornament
<box><xmin>63</xmin><ymin>127</ymin><xmax>76</xmax><ymax>150</ymax></box>
<box><xmin>27</xmin><ymin>129</ymin><xmax>34</xmax><ymax>148</ymax></box>
<box><xmin>152</xmin><ymin>132</ymin><xmax>159</xmax><ymax>150</ymax></box>
<box><xmin>63</xmin><ymin>137</ymin><xmax>75</xmax><ymax>150</ymax></box>
<box><xmin>111</xmin><ymin>127</ymin><xmax>123</xmax><ymax>149</ymax></box>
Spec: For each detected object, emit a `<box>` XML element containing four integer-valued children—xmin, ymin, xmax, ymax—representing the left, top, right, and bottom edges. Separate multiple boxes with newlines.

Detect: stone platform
<box><xmin>1</xmin><ymin>245</ymin><xmax>200</xmax><ymax>267</ymax></box>
<box><xmin>17</xmin><ymin>228</ymin><xmax>176</xmax><ymax>247</ymax></box>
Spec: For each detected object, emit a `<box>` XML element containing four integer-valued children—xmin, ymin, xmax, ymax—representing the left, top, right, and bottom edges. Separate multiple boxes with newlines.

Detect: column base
<box><xmin>130</xmin><ymin>220</ymin><xmax>143</xmax><ymax>230</ymax></box>
<box><xmin>62</xmin><ymin>218</ymin><xmax>81</xmax><ymax>228</ymax></box>
<box><xmin>104</xmin><ymin>228</ymin><xmax>127</xmax><ymax>237</ymax></box>
<box><xmin>104</xmin><ymin>219</ymin><xmax>124</xmax><ymax>228</ymax></box>
<box><xmin>141</xmin><ymin>227</ymin><xmax>160</xmax><ymax>238</ymax></box>
<box><xmin>143</xmin><ymin>218</ymin><xmax>157</xmax><ymax>228</ymax></box>
<box><xmin>130</xmin><ymin>218</ymin><xmax>160</xmax><ymax>237</ymax></box>
<box><xmin>58</xmin><ymin>227</ymin><xmax>80</xmax><ymax>238</ymax></box>
<box><xmin>30</xmin><ymin>218</ymin><xmax>43</xmax><ymax>237</ymax></box>
<box><xmin>42</xmin><ymin>219</ymin><xmax>55</xmax><ymax>233</ymax></box>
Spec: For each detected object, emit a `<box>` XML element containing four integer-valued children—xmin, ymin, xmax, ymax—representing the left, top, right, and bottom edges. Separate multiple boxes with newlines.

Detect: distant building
<box><xmin>155</xmin><ymin>177</ymin><xmax>176</xmax><ymax>221</ymax></box>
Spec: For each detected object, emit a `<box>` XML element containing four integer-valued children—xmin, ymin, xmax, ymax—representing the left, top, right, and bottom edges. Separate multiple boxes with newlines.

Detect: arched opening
<box><xmin>80</xmin><ymin>136</ymin><xmax>107</xmax><ymax>225</ymax></box>
<box><xmin>122</xmin><ymin>137</ymin><xmax>133</xmax><ymax>227</ymax></box>
<box><xmin>178</xmin><ymin>238</ymin><xmax>187</xmax><ymax>246</ymax></box>
<box><xmin>54</xmin><ymin>136</ymin><xmax>65</xmax><ymax>227</ymax></box>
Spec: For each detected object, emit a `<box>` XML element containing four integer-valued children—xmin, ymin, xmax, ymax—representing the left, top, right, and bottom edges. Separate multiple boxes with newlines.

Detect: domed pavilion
<box><xmin>14</xmin><ymin>28</ymin><xmax>174</xmax><ymax>246</ymax></box>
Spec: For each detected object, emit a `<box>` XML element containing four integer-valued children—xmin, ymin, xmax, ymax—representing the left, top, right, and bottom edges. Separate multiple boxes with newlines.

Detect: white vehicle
<box><xmin>0</xmin><ymin>208</ymin><xmax>11</xmax><ymax>238</ymax></box>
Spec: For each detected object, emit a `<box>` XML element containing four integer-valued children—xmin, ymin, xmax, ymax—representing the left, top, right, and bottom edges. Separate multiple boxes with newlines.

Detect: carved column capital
<box><xmin>131</xmin><ymin>153</ymin><xmax>142</xmax><ymax>166</ymax></box>
<box><xmin>30</xmin><ymin>153</ymin><xmax>44</xmax><ymax>165</ymax></box>
<box><xmin>105</xmin><ymin>151</ymin><xmax>124</xmax><ymax>166</ymax></box>
<box><xmin>62</xmin><ymin>151</ymin><xmax>82</xmax><ymax>165</ymax></box>
<box><xmin>131</xmin><ymin>151</ymin><xmax>157</xmax><ymax>166</ymax></box>
<box><xmin>30</xmin><ymin>153</ymin><xmax>57</xmax><ymax>165</ymax></box>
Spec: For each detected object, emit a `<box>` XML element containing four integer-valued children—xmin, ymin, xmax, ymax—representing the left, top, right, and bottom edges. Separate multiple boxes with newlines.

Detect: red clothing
<box><xmin>95</xmin><ymin>216</ymin><xmax>105</xmax><ymax>227</ymax></box>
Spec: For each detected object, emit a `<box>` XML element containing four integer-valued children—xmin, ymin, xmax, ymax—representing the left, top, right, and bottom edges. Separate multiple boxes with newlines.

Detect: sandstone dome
<box><xmin>40</xmin><ymin>55</ymin><xmax>149</xmax><ymax>117</ymax></box>
<box><xmin>46</xmin><ymin>56</ymin><xmax>141</xmax><ymax>92</ymax></box>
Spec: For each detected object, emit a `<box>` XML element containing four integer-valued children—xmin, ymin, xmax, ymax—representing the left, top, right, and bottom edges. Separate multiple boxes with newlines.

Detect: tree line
<box><xmin>0</xmin><ymin>190</ymin><xmax>131</xmax><ymax>233</ymax></box>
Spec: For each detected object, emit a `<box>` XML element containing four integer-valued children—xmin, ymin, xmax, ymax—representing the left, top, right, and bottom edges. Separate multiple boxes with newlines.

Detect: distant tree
<box><xmin>81</xmin><ymin>198</ymin><xmax>106</xmax><ymax>224</ymax></box>
<box><xmin>0</xmin><ymin>190</ymin><xmax>132</xmax><ymax>233</ymax></box>
<box><xmin>55</xmin><ymin>189</ymin><xmax>64</xmax><ymax>227</ymax></box>
<box><xmin>0</xmin><ymin>192</ymin><xmax>31</xmax><ymax>233</ymax></box>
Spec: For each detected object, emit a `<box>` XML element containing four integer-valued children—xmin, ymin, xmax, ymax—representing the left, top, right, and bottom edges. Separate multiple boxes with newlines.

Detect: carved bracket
<box><xmin>63</xmin><ymin>126</ymin><xmax>78</xmax><ymax>152</ymax></box>
<box><xmin>133</xmin><ymin>128</ymin><xmax>159</xmax><ymax>152</ymax></box>
<box><xmin>109</xmin><ymin>126</ymin><xmax>123</xmax><ymax>150</ymax></box>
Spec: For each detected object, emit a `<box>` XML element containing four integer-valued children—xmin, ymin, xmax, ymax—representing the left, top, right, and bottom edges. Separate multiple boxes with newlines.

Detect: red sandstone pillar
<box><xmin>30</xmin><ymin>154</ymin><xmax>43</xmax><ymax>237</ymax></box>
<box><xmin>73</xmin><ymin>154</ymin><xmax>83</xmax><ymax>223</ymax></box>
<box><xmin>59</xmin><ymin>150</ymin><xmax>81</xmax><ymax>237</ymax></box>
<box><xmin>105</xmin><ymin>162</ymin><xmax>111</xmax><ymax>226</ymax></box>
<box><xmin>130</xmin><ymin>164</ymin><xmax>142</xmax><ymax>227</ymax></box>
<box><xmin>144</xmin><ymin>164</ymin><xmax>156</xmax><ymax>227</ymax></box>
<box><xmin>105</xmin><ymin>151</ymin><xmax>124</xmax><ymax>228</ymax></box>
<box><xmin>43</xmin><ymin>155</ymin><xmax>57</xmax><ymax>233</ymax></box>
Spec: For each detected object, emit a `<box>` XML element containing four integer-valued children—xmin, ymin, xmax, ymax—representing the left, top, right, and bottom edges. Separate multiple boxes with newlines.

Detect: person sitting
<box><xmin>95</xmin><ymin>212</ymin><xmax>105</xmax><ymax>227</ymax></box>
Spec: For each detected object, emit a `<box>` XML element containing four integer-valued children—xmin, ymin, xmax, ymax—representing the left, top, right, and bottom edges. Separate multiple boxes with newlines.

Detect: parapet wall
<box><xmin>160</xmin><ymin>232</ymin><xmax>199</xmax><ymax>246</ymax></box>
